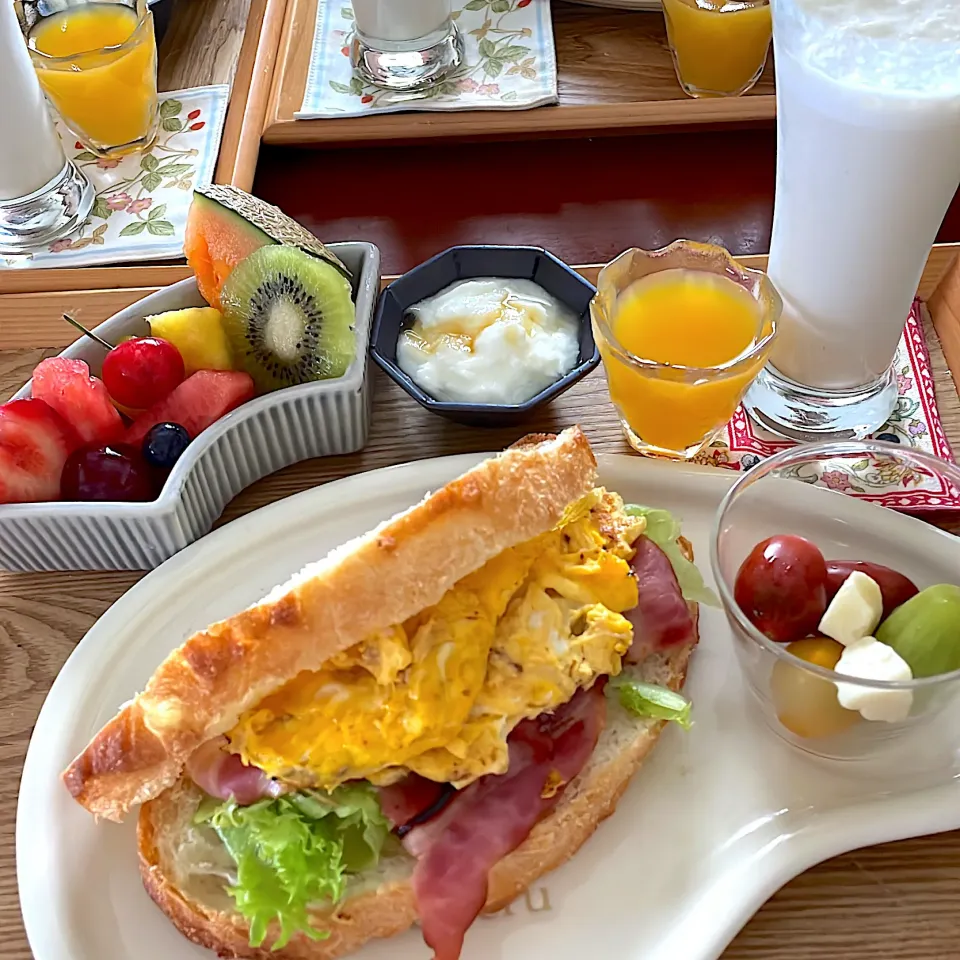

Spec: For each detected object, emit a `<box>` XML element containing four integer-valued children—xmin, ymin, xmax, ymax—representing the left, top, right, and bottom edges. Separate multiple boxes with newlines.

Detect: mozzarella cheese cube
<box><xmin>834</xmin><ymin>637</ymin><xmax>913</xmax><ymax>722</ymax></box>
<box><xmin>819</xmin><ymin>571</ymin><xmax>883</xmax><ymax>647</ymax></box>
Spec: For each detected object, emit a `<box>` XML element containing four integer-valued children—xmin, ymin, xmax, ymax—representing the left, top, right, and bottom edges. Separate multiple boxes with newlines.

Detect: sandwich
<box><xmin>63</xmin><ymin>427</ymin><xmax>712</xmax><ymax>960</ymax></box>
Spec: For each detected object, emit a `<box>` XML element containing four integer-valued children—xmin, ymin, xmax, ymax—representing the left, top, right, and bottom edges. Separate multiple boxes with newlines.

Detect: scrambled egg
<box><xmin>228</xmin><ymin>489</ymin><xmax>645</xmax><ymax>790</ymax></box>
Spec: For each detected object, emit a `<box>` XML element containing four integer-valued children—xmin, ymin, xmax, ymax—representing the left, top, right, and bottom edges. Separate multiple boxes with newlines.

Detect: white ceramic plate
<box><xmin>18</xmin><ymin>455</ymin><xmax>960</xmax><ymax>960</ymax></box>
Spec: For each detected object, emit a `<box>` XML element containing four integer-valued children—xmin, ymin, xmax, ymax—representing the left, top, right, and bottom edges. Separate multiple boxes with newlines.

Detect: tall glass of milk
<box><xmin>743</xmin><ymin>0</ymin><xmax>960</xmax><ymax>440</ymax></box>
<box><xmin>0</xmin><ymin>1</ymin><xmax>93</xmax><ymax>254</ymax></box>
<box><xmin>351</xmin><ymin>0</ymin><xmax>463</xmax><ymax>91</ymax></box>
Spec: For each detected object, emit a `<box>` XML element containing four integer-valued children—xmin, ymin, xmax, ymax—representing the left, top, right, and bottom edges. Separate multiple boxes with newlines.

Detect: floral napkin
<box><xmin>2</xmin><ymin>83</ymin><xmax>229</xmax><ymax>269</ymax></box>
<box><xmin>297</xmin><ymin>0</ymin><xmax>557</xmax><ymax>119</ymax></box>
<box><xmin>691</xmin><ymin>302</ymin><xmax>958</xmax><ymax>511</ymax></box>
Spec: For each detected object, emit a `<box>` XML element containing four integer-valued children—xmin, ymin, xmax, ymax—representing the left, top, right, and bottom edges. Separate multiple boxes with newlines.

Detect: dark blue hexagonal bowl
<box><xmin>370</xmin><ymin>245</ymin><xmax>601</xmax><ymax>427</ymax></box>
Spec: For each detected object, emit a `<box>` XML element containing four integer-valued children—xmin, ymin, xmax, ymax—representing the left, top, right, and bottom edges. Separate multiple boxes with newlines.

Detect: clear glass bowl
<box><xmin>711</xmin><ymin>440</ymin><xmax>960</xmax><ymax>764</ymax></box>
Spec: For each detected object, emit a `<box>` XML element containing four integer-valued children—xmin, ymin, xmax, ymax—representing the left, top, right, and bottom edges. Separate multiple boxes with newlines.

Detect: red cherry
<box><xmin>189</xmin><ymin>121</ymin><xmax>205</xmax><ymax>131</ymax></box>
<box><xmin>187</xmin><ymin>109</ymin><xmax>201</xmax><ymax>120</ymax></box>
<box><xmin>734</xmin><ymin>535</ymin><xmax>828</xmax><ymax>643</ymax></box>
<box><xmin>60</xmin><ymin>444</ymin><xmax>155</xmax><ymax>502</ymax></box>
<box><xmin>101</xmin><ymin>337</ymin><xmax>185</xmax><ymax>409</ymax></box>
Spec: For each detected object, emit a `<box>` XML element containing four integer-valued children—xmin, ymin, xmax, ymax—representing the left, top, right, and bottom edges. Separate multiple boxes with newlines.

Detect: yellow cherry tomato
<box><xmin>770</xmin><ymin>637</ymin><xmax>861</xmax><ymax>739</ymax></box>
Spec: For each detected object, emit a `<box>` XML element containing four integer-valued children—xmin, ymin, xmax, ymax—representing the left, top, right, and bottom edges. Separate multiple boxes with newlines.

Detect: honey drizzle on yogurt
<box><xmin>396</xmin><ymin>278</ymin><xmax>580</xmax><ymax>405</ymax></box>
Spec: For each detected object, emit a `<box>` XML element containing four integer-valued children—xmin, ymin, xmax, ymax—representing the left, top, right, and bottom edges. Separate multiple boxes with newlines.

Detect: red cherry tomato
<box><xmin>825</xmin><ymin>560</ymin><xmax>919</xmax><ymax>620</ymax></box>
<box><xmin>734</xmin><ymin>535</ymin><xmax>828</xmax><ymax>643</ymax></box>
<box><xmin>101</xmin><ymin>337</ymin><xmax>185</xmax><ymax>410</ymax></box>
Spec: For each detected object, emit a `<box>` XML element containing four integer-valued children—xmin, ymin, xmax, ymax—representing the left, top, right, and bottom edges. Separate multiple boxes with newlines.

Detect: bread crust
<box><xmin>137</xmin><ymin>544</ymin><xmax>699</xmax><ymax>960</ymax></box>
<box><xmin>64</xmin><ymin>428</ymin><xmax>597</xmax><ymax>822</ymax></box>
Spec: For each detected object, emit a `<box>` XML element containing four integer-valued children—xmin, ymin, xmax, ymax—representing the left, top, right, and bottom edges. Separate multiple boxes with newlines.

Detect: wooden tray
<box><xmin>0</xmin><ymin>0</ymin><xmax>287</xmax><ymax>303</ymax></box>
<box><xmin>262</xmin><ymin>1</ymin><xmax>776</xmax><ymax>147</ymax></box>
<box><xmin>5</xmin><ymin>244</ymin><xmax>958</xmax><ymax>380</ymax></box>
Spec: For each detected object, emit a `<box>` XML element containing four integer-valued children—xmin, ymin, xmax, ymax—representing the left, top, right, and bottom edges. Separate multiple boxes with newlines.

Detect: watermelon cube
<box><xmin>123</xmin><ymin>370</ymin><xmax>255</xmax><ymax>446</ymax></box>
<box><xmin>31</xmin><ymin>357</ymin><xmax>124</xmax><ymax>446</ymax></box>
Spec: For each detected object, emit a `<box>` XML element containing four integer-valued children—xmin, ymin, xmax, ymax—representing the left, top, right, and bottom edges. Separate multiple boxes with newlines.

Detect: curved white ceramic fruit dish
<box><xmin>0</xmin><ymin>241</ymin><xmax>381</xmax><ymax>572</ymax></box>
<box><xmin>18</xmin><ymin>454</ymin><xmax>960</xmax><ymax>960</ymax></box>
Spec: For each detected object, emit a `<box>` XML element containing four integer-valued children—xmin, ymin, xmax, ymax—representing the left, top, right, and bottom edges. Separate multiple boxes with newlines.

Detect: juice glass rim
<box><xmin>710</xmin><ymin>438</ymin><xmax>960</xmax><ymax>692</ymax></box>
<box><xmin>27</xmin><ymin>0</ymin><xmax>151</xmax><ymax>64</ymax></box>
<box><xmin>670</xmin><ymin>0</ymin><xmax>770</xmax><ymax>8</ymax></box>
<box><xmin>590</xmin><ymin>240</ymin><xmax>780</xmax><ymax>381</ymax></box>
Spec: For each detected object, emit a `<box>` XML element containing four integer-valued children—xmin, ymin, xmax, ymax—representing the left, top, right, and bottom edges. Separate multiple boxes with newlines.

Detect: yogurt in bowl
<box><xmin>396</xmin><ymin>278</ymin><xmax>580</xmax><ymax>405</ymax></box>
<box><xmin>370</xmin><ymin>245</ymin><xmax>601</xmax><ymax>428</ymax></box>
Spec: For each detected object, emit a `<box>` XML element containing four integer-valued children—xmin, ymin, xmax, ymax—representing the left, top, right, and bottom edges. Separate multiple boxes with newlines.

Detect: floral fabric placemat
<box><xmin>2</xmin><ymin>84</ymin><xmax>229</xmax><ymax>270</ymax></box>
<box><xmin>688</xmin><ymin>302</ymin><xmax>957</xmax><ymax>512</ymax></box>
<box><xmin>297</xmin><ymin>0</ymin><xmax>557</xmax><ymax>119</ymax></box>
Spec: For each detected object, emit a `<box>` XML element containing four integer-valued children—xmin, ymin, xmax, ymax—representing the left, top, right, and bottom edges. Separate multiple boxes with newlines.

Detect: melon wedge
<box><xmin>184</xmin><ymin>192</ymin><xmax>273</xmax><ymax>311</ymax></box>
<box><xmin>183</xmin><ymin>184</ymin><xmax>350</xmax><ymax>311</ymax></box>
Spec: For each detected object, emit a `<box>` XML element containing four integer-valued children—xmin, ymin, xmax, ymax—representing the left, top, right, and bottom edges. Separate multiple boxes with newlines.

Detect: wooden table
<box><xmin>2</xmin><ymin>248</ymin><xmax>960</xmax><ymax>959</ymax></box>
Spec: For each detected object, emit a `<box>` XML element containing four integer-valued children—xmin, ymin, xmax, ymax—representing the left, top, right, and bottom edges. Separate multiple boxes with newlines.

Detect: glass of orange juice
<box><xmin>661</xmin><ymin>0</ymin><xmax>771</xmax><ymax>98</ymax></box>
<box><xmin>591</xmin><ymin>241</ymin><xmax>781</xmax><ymax>460</ymax></box>
<box><xmin>27</xmin><ymin>0</ymin><xmax>158</xmax><ymax>159</ymax></box>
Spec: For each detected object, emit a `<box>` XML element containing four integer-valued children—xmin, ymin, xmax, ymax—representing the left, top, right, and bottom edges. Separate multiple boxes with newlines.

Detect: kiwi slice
<box><xmin>220</xmin><ymin>245</ymin><xmax>356</xmax><ymax>394</ymax></box>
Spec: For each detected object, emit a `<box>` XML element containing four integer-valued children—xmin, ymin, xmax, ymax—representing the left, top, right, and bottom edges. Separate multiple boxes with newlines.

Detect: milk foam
<box><xmin>786</xmin><ymin>0</ymin><xmax>960</xmax><ymax>96</ymax></box>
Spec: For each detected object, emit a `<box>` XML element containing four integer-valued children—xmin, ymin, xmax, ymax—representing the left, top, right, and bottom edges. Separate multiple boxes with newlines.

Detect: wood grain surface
<box><xmin>931</xmin><ymin>255</ymin><xmax>960</xmax><ymax>399</ymax></box>
<box><xmin>156</xmin><ymin>0</ymin><xmax>252</xmax><ymax>91</ymax></box>
<box><xmin>3</xmin><ymin>247</ymin><xmax>957</xmax><ymax>354</ymax></box>
<box><xmin>264</xmin><ymin>2</ymin><xmax>776</xmax><ymax>145</ymax></box>
<box><xmin>2</xmin><ymin>253</ymin><xmax>960</xmax><ymax>958</ymax></box>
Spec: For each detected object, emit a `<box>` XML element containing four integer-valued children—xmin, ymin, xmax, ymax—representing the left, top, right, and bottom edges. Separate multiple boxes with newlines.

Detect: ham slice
<box><xmin>406</xmin><ymin>685</ymin><xmax>607</xmax><ymax>960</ymax></box>
<box><xmin>377</xmin><ymin>774</ymin><xmax>453</xmax><ymax>835</ymax></box>
<box><xmin>185</xmin><ymin>737</ymin><xmax>284</xmax><ymax>805</ymax></box>
<box><xmin>625</xmin><ymin>535</ymin><xmax>695</xmax><ymax>663</ymax></box>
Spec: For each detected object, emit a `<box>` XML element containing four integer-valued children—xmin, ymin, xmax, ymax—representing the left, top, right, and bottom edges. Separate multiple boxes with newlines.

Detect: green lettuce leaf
<box><xmin>625</xmin><ymin>504</ymin><xmax>721</xmax><ymax>608</ymax></box>
<box><xmin>196</xmin><ymin>784</ymin><xmax>389</xmax><ymax>949</ymax></box>
<box><xmin>609</xmin><ymin>677</ymin><xmax>693</xmax><ymax>729</ymax></box>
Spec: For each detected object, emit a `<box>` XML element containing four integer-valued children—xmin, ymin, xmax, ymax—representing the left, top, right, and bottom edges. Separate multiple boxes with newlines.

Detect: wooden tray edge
<box><xmin>929</xmin><ymin>249</ymin><xmax>960</xmax><ymax>399</ymax></box>
<box><xmin>4</xmin><ymin>245</ymin><xmax>959</xmax><ymax>380</ymax></box>
<box><xmin>214</xmin><ymin>0</ymin><xmax>288</xmax><ymax>190</ymax></box>
<box><xmin>262</xmin><ymin>96</ymin><xmax>778</xmax><ymax>146</ymax></box>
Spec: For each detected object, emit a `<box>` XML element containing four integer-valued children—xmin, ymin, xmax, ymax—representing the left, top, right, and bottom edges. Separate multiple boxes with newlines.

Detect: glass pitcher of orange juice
<box><xmin>27</xmin><ymin>0</ymin><xmax>158</xmax><ymax>158</ymax></box>
<box><xmin>661</xmin><ymin>0</ymin><xmax>771</xmax><ymax>98</ymax></box>
<box><xmin>591</xmin><ymin>241</ymin><xmax>780</xmax><ymax>459</ymax></box>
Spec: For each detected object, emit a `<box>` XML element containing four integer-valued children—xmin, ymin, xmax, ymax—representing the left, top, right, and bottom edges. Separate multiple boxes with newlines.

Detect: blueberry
<box><xmin>142</xmin><ymin>422</ymin><xmax>191</xmax><ymax>470</ymax></box>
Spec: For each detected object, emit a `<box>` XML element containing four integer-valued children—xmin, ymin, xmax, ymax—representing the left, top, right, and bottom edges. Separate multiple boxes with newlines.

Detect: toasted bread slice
<box><xmin>137</xmin><ymin>562</ymin><xmax>699</xmax><ymax>960</ymax></box>
<box><xmin>63</xmin><ymin>428</ymin><xmax>597</xmax><ymax>822</ymax></box>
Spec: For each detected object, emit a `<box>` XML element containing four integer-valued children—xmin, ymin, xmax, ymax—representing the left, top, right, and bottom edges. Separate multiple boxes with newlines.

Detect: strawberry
<box><xmin>0</xmin><ymin>398</ymin><xmax>80</xmax><ymax>504</ymax></box>
<box><xmin>31</xmin><ymin>357</ymin><xmax>124</xmax><ymax>445</ymax></box>
<box><xmin>123</xmin><ymin>370</ymin><xmax>255</xmax><ymax>446</ymax></box>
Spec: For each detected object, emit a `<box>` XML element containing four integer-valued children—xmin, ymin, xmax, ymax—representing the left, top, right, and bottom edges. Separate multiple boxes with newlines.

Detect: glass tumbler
<box><xmin>712</xmin><ymin>440</ymin><xmax>960</xmax><ymax>768</ymax></box>
<box><xmin>661</xmin><ymin>0</ymin><xmax>771</xmax><ymax>98</ymax></box>
<box><xmin>27</xmin><ymin>0</ymin><xmax>159</xmax><ymax>159</ymax></box>
<box><xmin>591</xmin><ymin>241</ymin><xmax>780</xmax><ymax>460</ymax></box>
<box><xmin>0</xmin><ymin>0</ymin><xmax>92</xmax><ymax>253</ymax></box>
<box><xmin>742</xmin><ymin>0</ymin><xmax>960</xmax><ymax>442</ymax></box>
<box><xmin>351</xmin><ymin>0</ymin><xmax>463</xmax><ymax>91</ymax></box>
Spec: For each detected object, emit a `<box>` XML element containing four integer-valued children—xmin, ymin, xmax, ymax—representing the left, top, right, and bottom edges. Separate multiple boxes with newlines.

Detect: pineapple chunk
<box><xmin>147</xmin><ymin>307</ymin><xmax>234</xmax><ymax>375</ymax></box>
